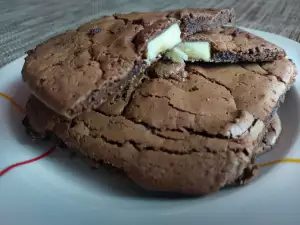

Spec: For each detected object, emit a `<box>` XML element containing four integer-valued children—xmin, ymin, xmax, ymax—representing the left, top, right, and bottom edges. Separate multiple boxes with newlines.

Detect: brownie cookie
<box><xmin>165</xmin><ymin>27</ymin><xmax>286</xmax><ymax>63</ymax></box>
<box><xmin>23</xmin><ymin>58</ymin><xmax>296</xmax><ymax>195</ymax></box>
<box><xmin>22</xmin><ymin>8</ymin><xmax>235</xmax><ymax>119</ymax></box>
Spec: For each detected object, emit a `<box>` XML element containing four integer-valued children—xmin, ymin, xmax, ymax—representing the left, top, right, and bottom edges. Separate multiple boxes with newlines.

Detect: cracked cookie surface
<box><xmin>186</xmin><ymin>27</ymin><xmax>286</xmax><ymax>62</ymax></box>
<box><xmin>24</xmin><ymin>58</ymin><xmax>296</xmax><ymax>195</ymax></box>
<box><xmin>22</xmin><ymin>8</ymin><xmax>235</xmax><ymax>119</ymax></box>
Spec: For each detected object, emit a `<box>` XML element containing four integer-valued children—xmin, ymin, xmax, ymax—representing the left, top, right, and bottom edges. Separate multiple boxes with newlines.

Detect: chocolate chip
<box><xmin>213</xmin><ymin>52</ymin><xmax>238</xmax><ymax>62</ymax></box>
<box><xmin>88</xmin><ymin>28</ymin><xmax>101</xmax><ymax>36</ymax></box>
<box><xmin>246</xmin><ymin>33</ymin><xmax>255</xmax><ymax>39</ymax></box>
<box><xmin>231</xmin><ymin>28</ymin><xmax>241</xmax><ymax>37</ymax></box>
<box><xmin>26</xmin><ymin>49</ymin><xmax>35</xmax><ymax>55</ymax></box>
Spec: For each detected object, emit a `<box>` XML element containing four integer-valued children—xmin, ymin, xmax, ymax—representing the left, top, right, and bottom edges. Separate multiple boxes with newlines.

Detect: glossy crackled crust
<box><xmin>185</xmin><ymin>27</ymin><xmax>286</xmax><ymax>62</ymax></box>
<box><xmin>22</xmin><ymin>8</ymin><xmax>235</xmax><ymax>119</ymax></box>
<box><xmin>23</xmin><ymin>58</ymin><xmax>296</xmax><ymax>195</ymax></box>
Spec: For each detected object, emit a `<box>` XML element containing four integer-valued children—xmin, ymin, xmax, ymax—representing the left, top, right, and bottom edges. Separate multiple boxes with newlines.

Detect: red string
<box><xmin>0</xmin><ymin>92</ymin><xmax>57</xmax><ymax>177</ymax></box>
<box><xmin>0</xmin><ymin>147</ymin><xmax>56</xmax><ymax>177</ymax></box>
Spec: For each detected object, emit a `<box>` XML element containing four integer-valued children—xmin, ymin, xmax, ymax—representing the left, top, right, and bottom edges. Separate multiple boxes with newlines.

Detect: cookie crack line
<box><xmin>119</xmin><ymin>81</ymin><xmax>143</xmax><ymax>116</ymax></box>
<box><xmin>112</xmin><ymin>15</ymin><xmax>142</xmax><ymax>27</ymax></box>
<box><xmin>191</xmin><ymin>70</ymin><xmax>233</xmax><ymax>94</ymax></box>
<box><xmin>240</xmin><ymin>64</ymin><xmax>286</xmax><ymax>84</ymax></box>
<box><xmin>139</xmin><ymin>91</ymin><xmax>170</xmax><ymax>100</ymax></box>
<box><xmin>79</xmin><ymin>109</ymin><xmax>255</xmax><ymax>156</ymax></box>
<box><xmin>101</xmin><ymin>105</ymin><xmax>265</xmax><ymax>143</ymax></box>
<box><xmin>105</xmin><ymin>109</ymin><xmax>236</xmax><ymax>141</ymax></box>
<box><xmin>65</xmin><ymin>120</ymin><xmax>275</xmax><ymax>159</ymax></box>
<box><xmin>83</xmin><ymin>128</ymin><xmax>224</xmax><ymax>155</ymax></box>
<box><xmin>136</xmin><ymin>91</ymin><xmax>257</xmax><ymax>141</ymax></box>
<box><xmin>138</xmin><ymin>91</ymin><xmax>201</xmax><ymax>116</ymax></box>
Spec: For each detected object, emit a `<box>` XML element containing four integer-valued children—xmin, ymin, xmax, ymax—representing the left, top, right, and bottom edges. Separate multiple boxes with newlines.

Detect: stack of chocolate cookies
<box><xmin>22</xmin><ymin>8</ymin><xmax>297</xmax><ymax>195</ymax></box>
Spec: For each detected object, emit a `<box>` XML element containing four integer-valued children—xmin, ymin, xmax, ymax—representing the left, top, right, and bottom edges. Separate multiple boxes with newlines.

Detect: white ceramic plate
<box><xmin>1</xmin><ymin>28</ymin><xmax>300</xmax><ymax>225</ymax></box>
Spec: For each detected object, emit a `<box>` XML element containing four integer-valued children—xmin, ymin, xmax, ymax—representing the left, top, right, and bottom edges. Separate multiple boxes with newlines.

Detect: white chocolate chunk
<box><xmin>221</xmin><ymin>111</ymin><xmax>255</xmax><ymax>139</ymax></box>
<box><xmin>165</xmin><ymin>47</ymin><xmax>188</xmax><ymax>63</ymax></box>
<box><xmin>176</xmin><ymin>41</ymin><xmax>211</xmax><ymax>62</ymax></box>
<box><xmin>146</xmin><ymin>23</ymin><xmax>181</xmax><ymax>63</ymax></box>
<box><xmin>264</xmin><ymin>113</ymin><xmax>282</xmax><ymax>146</ymax></box>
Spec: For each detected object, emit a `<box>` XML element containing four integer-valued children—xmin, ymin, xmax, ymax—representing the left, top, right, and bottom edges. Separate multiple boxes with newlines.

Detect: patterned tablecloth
<box><xmin>1</xmin><ymin>0</ymin><xmax>300</xmax><ymax>67</ymax></box>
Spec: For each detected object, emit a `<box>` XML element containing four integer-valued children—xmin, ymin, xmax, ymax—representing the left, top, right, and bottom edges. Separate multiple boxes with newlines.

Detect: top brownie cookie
<box><xmin>22</xmin><ymin>8</ymin><xmax>235</xmax><ymax>119</ymax></box>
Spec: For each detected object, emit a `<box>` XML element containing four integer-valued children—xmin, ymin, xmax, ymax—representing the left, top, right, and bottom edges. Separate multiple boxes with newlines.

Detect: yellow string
<box><xmin>0</xmin><ymin>92</ymin><xmax>24</xmax><ymax>113</ymax></box>
<box><xmin>258</xmin><ymin>158</ymin><xmax>300</xmax><ymax>167</ymax></box>
<box><xmin>0</xmin><ymin>91</ymin><xmax>300</xmax><ymax>168</ymax></box>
